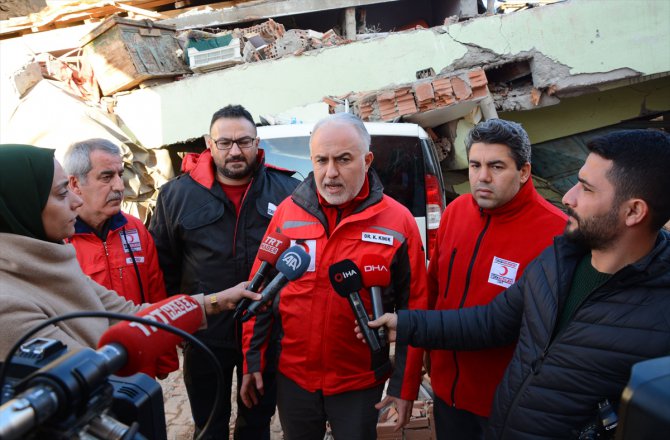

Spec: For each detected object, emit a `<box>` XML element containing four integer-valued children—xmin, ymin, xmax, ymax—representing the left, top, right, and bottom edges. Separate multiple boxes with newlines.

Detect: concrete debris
<box><xmin>180</xmin><ymin>18</ymin><xmax>346</xmax><ymax>68</ymax></box>
<box><xmin>377</xmin><ymin>399</ymin><xmax>436</xmax><ymax>439</ymax></box>
<box><xmin>10</xmin><ymin>61</ymin><xmax>42</xmax><ymax>97</ymax></box>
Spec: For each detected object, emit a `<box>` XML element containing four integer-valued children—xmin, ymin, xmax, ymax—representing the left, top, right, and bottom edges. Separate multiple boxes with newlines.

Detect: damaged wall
<box><xmin>112</xmin><ymin>0</ymin><xmax>669</xmax><ymax>148</ymax></box>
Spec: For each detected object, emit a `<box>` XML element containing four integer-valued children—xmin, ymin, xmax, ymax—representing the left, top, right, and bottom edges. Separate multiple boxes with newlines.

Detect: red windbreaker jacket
<box><xmin>68</xmin><ymin>212</ymin><xmax>177</xmax><ymax>376</ymax></box>
<box><xmin>427</xmin><ymin>178</ymin><xmax>566</xmax><ymax>416</ymax></box>
<box><xmin>243</xmin><ymin>171</ymin><xmax>428</xmax><ymax>400</ymax></box>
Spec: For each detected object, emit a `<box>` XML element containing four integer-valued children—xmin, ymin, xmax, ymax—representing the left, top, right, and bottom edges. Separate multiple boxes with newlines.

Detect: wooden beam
<box><xmin>116</xmin><ymin>3</ymin><xmax>168</xmax><ymax>19</ymax></box>
<box><xmin>158</xmin><ymin>0</ymin><xmax>402</xmax><ymax>30</ymax></box>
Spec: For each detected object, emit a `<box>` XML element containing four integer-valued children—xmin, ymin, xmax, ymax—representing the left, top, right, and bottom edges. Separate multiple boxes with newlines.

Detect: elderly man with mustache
<box><xmin>63</xmin><ymin>138</ymin><xmax>178</xmax><ymax>377</ymax></box>
<box><xmin>64</xmin><ymin>138</ymin><xmax>167</xmax><ymax>306</ymax></box>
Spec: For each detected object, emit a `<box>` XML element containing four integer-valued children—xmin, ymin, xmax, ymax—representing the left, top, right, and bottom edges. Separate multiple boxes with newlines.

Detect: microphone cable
<box><xmin>0</xmin><ymin>311</ymin><xmax>223</xmax><ymax>440</ymax></box>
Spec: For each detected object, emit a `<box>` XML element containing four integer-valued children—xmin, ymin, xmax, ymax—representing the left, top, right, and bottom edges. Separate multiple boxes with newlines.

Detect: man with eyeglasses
<box><xmin>150</xmin><ymin>105</ymin><xmax>299</xmax><ymax>440</ymax></box>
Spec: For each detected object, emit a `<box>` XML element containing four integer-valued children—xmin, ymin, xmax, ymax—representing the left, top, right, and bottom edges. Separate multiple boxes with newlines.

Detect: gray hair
<box><xmin>310</xmin><ymin>113</ymin><xmax>371</xmax><ymax>152</ymax></box>
<box><xmin>63</xmin><ymin>138</ymin><xmax>121</xmax><ymax>181</ymax></box>
<box><xmin>465</xmin><ymin>119</ymin><xmax>531</xmax><ymax>169</ymax></box>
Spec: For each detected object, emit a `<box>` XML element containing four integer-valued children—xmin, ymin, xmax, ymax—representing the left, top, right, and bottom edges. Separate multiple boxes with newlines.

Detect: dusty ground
<box><xmin>160</xmin><ymin>351</ymin><xmax>284</xmax><ymax>440</ymax></box>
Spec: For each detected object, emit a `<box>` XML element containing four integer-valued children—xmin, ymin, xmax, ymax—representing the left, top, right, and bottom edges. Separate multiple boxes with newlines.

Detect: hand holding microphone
<box><xmin>329</xmin><ymin>259</ymin><xmax>381</xmax><ymax>353</ymax></box>
<box><xmin>241</xmin><ymin>245</ymin><xmax>311</xmax><ymax>322</ymax></box>
<box><xmin>234</xmin><ymin>232</ymin><xmax>290</xmax><ymax>320</ymax></box>
<box><xmin>360</xmin><ymin>254</ymin><xmax>391</xmax><ymax>346</ymax></box>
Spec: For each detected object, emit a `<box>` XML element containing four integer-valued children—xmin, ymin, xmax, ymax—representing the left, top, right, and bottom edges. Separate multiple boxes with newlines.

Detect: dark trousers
<box><xmin>434</xmin><ymin>395</ymin><xmax>487</xmax><ymax>440</ymax></box>
<box><xmin>183</xmin><ymin>344</ymin><xmax>277</xmax><ymax>440</ymax></box>
<box><xmin>276</xmin><ymin>372</ymin><xmax>384</xmax><ymax>440</ymax></box>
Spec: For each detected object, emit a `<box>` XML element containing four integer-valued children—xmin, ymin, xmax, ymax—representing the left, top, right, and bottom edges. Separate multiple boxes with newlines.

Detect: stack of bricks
<box><xmin>354</xmin><ymin>93</ymin><xmax>377</xmax><ymax>121</ymax></box>
<box><xmin>431</xmin><ymin>76</ymin><xmax>455</xmax><ymax>107</ymax></box>
<box><xmin>377</xmin><ymin>400</ymin><xmax>436</xmax><ymax>440</ymax></box>
<box><xmin>323</xmin><ymin>67</ymin><xmax>489</xmax><ymax>122</ymax></box>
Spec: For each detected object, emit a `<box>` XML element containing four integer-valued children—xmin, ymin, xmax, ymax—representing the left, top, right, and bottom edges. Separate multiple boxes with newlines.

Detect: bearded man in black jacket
<box><xmin>150</xmin><ymin>105</ymin><xmax>299</xmax><ymax>439</ymax></box>
<box><xmin>362</xmin><ymin>129</ymin><xmax>670</xmax><ymax>439</ymax></box>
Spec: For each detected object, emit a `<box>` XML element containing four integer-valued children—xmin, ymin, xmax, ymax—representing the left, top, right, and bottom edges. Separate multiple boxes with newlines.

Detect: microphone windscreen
<box><xmin>257</xmin><ymin>232</ymin><xmax>290</xmax><ymax>264</ymax></box>
<box><xmin>329</xmin><ymin>259</ymin><xmax>363</xmax><ymax>297</ymax></box>
<box><xmin>275</xmin><ymin>245</ymin><xmax>311</xmax><ymax>281</ymax></box>
<box><xmin>98</xmin><ymin>295</ymin><xmax>202</xmax><ymax>376</ymax></box>
<box><xmin>360</xmin><ymin>254</ymin><xmax>391</xmax><ymax>288</ymax></box>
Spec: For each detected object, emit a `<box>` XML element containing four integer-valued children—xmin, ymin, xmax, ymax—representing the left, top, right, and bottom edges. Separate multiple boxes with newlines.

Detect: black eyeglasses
<box><xmin>208</xmin><ymin>136</ymin><xmax>256</xmax><ymax>150</ymax></box>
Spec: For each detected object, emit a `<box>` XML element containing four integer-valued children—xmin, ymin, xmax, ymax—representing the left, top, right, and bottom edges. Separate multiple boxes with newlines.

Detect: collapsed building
<box><xmin>1</xmin><ymin>0</ymin><xmax>669</xmax><ymax>220</ymax></box>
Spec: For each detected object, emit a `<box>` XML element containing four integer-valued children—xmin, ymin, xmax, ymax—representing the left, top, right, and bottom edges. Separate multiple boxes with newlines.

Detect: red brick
<box><xmin>468</xmin><ymin>69</ymin><xmax>488</xmax><ymax>88</ymax></box>
<box><xmin>451</xmin><ymin>76</ymin><xmax>472</xmax><ymax>101</ymax></box>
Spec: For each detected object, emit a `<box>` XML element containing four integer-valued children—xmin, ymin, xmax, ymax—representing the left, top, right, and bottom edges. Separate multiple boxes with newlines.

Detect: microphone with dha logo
<box><xmin>234</xmin><ymin>232</ymin><xmax>290</xmax><ymax>320</ymax></box>
<box><xmin>329</xmin><ymin>259</ymin><xmax>381</xmax><ymax>353</ymax></box>
<box><xmin>360</xmin><ymin>254</ymin><xmax>391</xmax><ymax>347</ymax></box>
<box><xmin>242</xmin><ymin>245</ymin><xmax>311</xmax><ymax>322</ymax></box>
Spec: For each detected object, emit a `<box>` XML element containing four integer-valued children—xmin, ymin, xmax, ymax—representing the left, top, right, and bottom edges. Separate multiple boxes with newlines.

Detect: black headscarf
<box><xmin>0</xmin><ymin>144</ymin><xmax>55</xmax><ymax>240</ymax></box>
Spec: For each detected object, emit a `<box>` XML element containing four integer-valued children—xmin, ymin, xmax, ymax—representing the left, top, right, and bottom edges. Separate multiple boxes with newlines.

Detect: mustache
<box><xmin>566</xmin><ymin>207</ymin><xmax>579</xmax><ymax>221</ymax></box>
<box><xmin>106</xmin><ymin>191</ymin><xmax>123</xmax><ymax>202</ymax></box>
<box><xmin>225</xmin><ymin>155</ymin><xmax>247</xmax><ymax>163</ymax></box>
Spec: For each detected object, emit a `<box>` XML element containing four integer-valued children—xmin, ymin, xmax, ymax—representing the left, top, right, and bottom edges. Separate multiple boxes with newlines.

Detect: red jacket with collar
<box><xmin>242</xmin><ymin>171</ymin><xmax>428</xmax><ymax>399</ymax></box>
<box><xmin>67</xmin><ymin>212</ymin><xmax>177</xmax><ymax>376</ymax></box>
<box><xmin>427</xmin><ymin>178</ymin><xmax>566</xmax><ymax>417</ymax></box>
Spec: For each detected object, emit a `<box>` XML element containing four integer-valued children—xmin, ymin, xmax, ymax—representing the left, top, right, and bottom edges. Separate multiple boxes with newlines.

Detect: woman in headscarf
<box><xmin>0</xmin><ymin>144</ymin><xmax>259</xmax><ymax>359</ymax></box>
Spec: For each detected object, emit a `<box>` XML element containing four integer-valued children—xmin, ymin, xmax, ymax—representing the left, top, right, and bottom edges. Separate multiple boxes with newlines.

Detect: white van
<box><xmin>258</xmin><ymin>122</ymin><xmax>447</xmax><ymax>259</ymax></box>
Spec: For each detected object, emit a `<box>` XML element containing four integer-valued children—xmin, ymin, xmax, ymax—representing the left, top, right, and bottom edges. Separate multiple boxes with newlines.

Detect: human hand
<box><xmin>209</xmin><ymin>282</ymin><xmax>261</xmax><ymax>313</ymax></box>
<box><xmin>355</xmin><ymin>313</ymin><xmax>397</xmax><ymax>343</ymax></box>
<box><xmin>376</xmin><ymin>395</ymin><xmax>414</xmax><ymax>431</ymax></box>
<box><xmin>240</xmin><ymin>372</ymin><xmax>264</xmax><ymax>408</ymax></box>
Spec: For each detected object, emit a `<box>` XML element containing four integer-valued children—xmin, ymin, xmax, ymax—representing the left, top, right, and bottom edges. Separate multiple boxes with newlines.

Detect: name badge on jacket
<box><xmin>488</xmin><ymin>256</ymin><xmax>520</xmax><ymax>288</ymax></box>
<box><xmin>361</xmin><ymin>232</ymin><xmax>394</xmax><ymax>246</ymax></box>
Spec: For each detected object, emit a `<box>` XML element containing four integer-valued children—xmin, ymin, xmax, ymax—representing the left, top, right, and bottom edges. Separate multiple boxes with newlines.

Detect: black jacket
<box><xmin>150</xmin><ymin>150</ymin><xmax>299</xmax><ymax>348</ymax></box>
<box><xmin>399</xmin><ymin>231</ymin><xmax>670</xmax><ymax>439</ymax></box>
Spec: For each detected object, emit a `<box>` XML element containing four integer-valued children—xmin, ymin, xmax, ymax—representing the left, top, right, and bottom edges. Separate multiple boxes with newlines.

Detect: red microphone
<box><xmin>98</xmin><ymin>295</ymin><xmax>203</xmax><ymax>376</ymax></box>
<box><xmin>234</xmin><ymin>231</ymin><xmax>290</xmax><ymax>320</ymax></box>
<box><xmin>360</xmin><ymin>254</ymin><xmax>391</xmax><ymax>346</ymax></box>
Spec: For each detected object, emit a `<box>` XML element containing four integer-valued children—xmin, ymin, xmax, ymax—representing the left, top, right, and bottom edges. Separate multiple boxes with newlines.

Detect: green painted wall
<box><xmin>500</xmin><ymin>76</ymin><xmax>670</xmax><ymax>144</ymax></box>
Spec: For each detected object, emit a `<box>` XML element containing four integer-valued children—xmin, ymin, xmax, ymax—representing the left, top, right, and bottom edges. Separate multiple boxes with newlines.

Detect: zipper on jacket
<box><xmin>103</xmin><ymin>241</ymin><xmax>113</xmax><ymax>285</ymax></box>
<box><xmin>450</xmin><ymin>214</ymin><xmax>491</xmax><ymax>405</ymax></box>
<box><xmin>231</xmin><ymin>176</ymin><xmax>255</xmax><ymax>258</ymax></box>
<box><xmin>442</xmin><ymin>248</ymin><xmax>457</xmax><ymax>298</ymax></box>
<box><xmin>458</xmin><ymin>214</ymin><xmax>491</xmax><ymax>308</ymax></box>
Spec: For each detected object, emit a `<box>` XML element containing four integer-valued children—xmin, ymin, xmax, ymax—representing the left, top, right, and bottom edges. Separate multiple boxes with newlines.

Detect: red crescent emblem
<box><xmin>499</xmin><ymin>266</ymin><xmax>509</xmax><ymax>276</ymax></box>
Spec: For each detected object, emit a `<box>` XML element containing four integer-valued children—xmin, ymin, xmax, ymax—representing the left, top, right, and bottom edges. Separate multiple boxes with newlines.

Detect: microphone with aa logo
<box><xmin>329</xmin><ymin>259</ymin><xmax>381</xmax><ymax>353</ymax></box>
<box><xmin>234</xmin><ymin>232</ymin><xmax>290</xmax><ymax>321</ymax></box>
<box><xmin>360</xmin><ymin>254</ymin><xmax>391</xmax><ymax>346</ymax></box>
<box><xmin>241</xmin><ymin>245</ymin><xmax>311</xmax><ymax>322</ymax></box>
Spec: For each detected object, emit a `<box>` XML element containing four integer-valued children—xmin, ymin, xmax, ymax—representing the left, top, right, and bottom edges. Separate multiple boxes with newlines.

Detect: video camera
<box><xmin>0</xmin><ymin>338</ymin><xmax>166</xmax><ymax>440</ymax></box>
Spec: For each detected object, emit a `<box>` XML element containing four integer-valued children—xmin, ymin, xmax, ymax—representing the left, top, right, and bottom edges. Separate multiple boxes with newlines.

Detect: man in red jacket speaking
<box><xmin>240</xmin><ymin>113</ymin><xmax>429</xmax><ymax>439</ymax></box>
<box><xmin>426</xmin><ymin>119</ymin><xmax>566</xmax><ymax>439</ymax></box>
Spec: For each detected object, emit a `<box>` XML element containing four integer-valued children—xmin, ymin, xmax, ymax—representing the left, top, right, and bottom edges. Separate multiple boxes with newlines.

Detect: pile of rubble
<box><xmin>377</xmin><ymin>400</ymin><xmax>436</xmax><ymax>440</ymax></box>
<box><xmin>183</xmin><ymin>18</ymin><xmax>346</xmax><ymax>72</ymax></box>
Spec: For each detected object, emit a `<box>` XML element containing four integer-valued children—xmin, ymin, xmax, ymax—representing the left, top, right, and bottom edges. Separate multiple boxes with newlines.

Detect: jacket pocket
<box><xmin>443</xmin><ymin>248</ymin><xmax>457</xmax><ymax>298</ymax></box>
<box><xmin>181</xmin><ymin>200</ymin><xmax>225</xmax><ymax>230</ymax></box>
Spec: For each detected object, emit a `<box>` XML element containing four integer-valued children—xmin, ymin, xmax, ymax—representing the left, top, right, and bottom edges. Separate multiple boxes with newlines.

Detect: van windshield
<box><xmin>260</xmin><ymin>135</ymin><xmax>427</xmax><ymax>216</ymax></box>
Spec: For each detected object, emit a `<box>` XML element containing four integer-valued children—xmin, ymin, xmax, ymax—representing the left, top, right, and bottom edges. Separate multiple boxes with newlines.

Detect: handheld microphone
<box><xmin>98</xmin><ymin>295</ymin><xmax>203</xmax><ymax>376</ymax></box>
<box><xmin>234</xmin><ymin>232</ymin><xmax>290</xmax><ymax>320</ymax></box>
<box><xmin>241</xmin><ymin>245</ymin><xmax>311</xmax><ymax>323</ymax></box>
<box><xmin>360</xmin><ymin>254</ymin><xmax>391</xmax><ymax>347</ymax></box>
<box><xmin>329</xmin><ymin>259</ymin><xmax>381</xmax><ymax>353</ymax></box>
